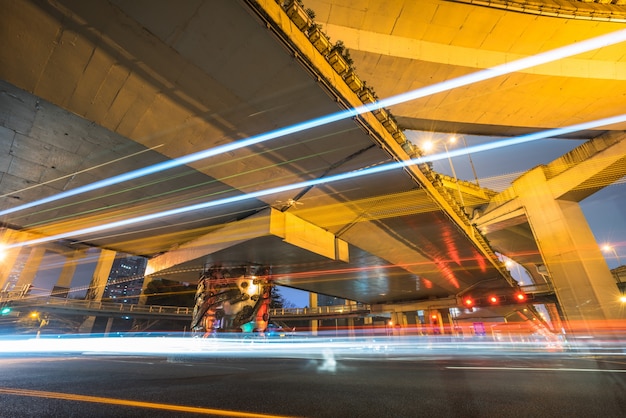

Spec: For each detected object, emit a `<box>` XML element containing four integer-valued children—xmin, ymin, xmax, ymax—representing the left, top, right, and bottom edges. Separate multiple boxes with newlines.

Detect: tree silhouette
<box><xmin>270</xmin><ymin>287</ymin><xmax>296</xmax><ymax>309</ymax></box>
<box><xmin>143</xmin><ymin>279</ymin><xmax>195</xmax><ymax>306</ymax></box>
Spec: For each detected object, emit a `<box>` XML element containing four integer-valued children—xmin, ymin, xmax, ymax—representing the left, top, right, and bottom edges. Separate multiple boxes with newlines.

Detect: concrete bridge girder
<box><xmin>0</xmin><ymin>0</ymin><xmax>624</xmax><ymax>331</ymax></box>
<box><xmin>467</xmin><ymin>132</ymin><xmax>626</xmax><ymax>324</ymax></box>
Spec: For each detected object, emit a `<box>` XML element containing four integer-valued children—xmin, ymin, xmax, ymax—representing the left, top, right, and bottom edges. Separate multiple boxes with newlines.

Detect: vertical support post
<box><xmin>104</xmin><ymin>317</ymin><xmax>114</xmax><ymax>336</ymax></box>
<box><xmin>347</xmin><ymin>317</ymin><xmax>355</xmax><ymax>337</ymax></box>
<box><xmin>79</xmin><ymin>249</ymin><xmax>116</xmax><ymax>333</ymax></box>
<box><xmin>139</xmin><ymin>275</ymin><xmax>155</xmax><ymax>306</ymax></box>
<box><xmin>429</xmin><ymin>310</ymin><xmax>443</xmax><ymax>335</ymax></box>
<box><xmin>309</xmin><ymin>292</ymin><xmax>318</xmax><ymax>336</ymax></box>
<box><xmin>55</xmin><ymin>249</ymin><xmax>83</xmax><ymax>290</ymax></box>
<box><xmin>0</xmin><ymin>245</ymin><xmax>23</xmax><ymax>293</ymax></box>
<box><xmin>15</xmin><ymin>247</ymin><xmax>46</xmax><ymax>291</ymax></box>
<box><xmin>515</xmin><ymin>168</ymin><xmax>621</xmax><ymax>335</ymax></box>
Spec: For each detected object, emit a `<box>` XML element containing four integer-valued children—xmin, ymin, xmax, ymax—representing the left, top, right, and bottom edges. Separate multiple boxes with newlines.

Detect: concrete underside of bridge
<box><xmin>305</xmin><ymin>0</ymin><xmax>626</xmax><ymax>137</ymax></box>
<box><xmin>1</xmin><ymin>0</ymin><xmax>625</xmax><ymax>326</ymax></box>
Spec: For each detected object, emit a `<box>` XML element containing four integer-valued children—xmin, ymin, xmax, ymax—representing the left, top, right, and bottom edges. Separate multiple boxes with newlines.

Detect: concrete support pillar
<box><xmin>389</xmin><ymin>312</ymin><xmax>405</xmax><ymax>335</ymax></box>
<box><xmin>347</xmin><ymin>317</ymin><xmax>355</xmax><ymax>337</ymax></box>
<box><xmin>84</xmin><ymin>249</ymin><xmax>116</xmax><ymax>302</ymax></box>
<box><xmin>55</xmin><ymin>249</ymin><xmax>84</xmax><ymax>290</ymax></box>
<box><xmin>0</xmin><ymin>244</ymin><xmax>23</xmax><ymax>292</ymax></box>
<box><xmin>15</xmin><ymin>247</ymin><xmax>46</xmax><ymax>291</ymax></box>
<box><xmin>545</xmin><ymin>302</ymin><xmax>564</xmax><ymax>333</ymax></box>
<box><xmin>309</xmin><ymin>292</ymin><xmax>318</xmax><ymax>336</ymax></box>
<box><xmin>138</xmin><ymin>275</ymin><xmax>155</xmax><ymax>305</ymax></box>
<box><xmin>515</xmin><ymin>168</ymin><xmax>622</xmax><ymax>333</ymax></box>
<box><xmin>428</xmin><ymin>310</ymin><xmax>443</xmax><ymax>335</ymax></box>
<box><xmin>104</xmin><ymin>317</ymin><xmax>114</xmax><ymax>336</ymax></box>
<box><xmin>79</xmin><ymin>249</ymin><xmax>116</xmax><ymax>333</ymax></box>
<box><xmin>401</xmin><ymin>310</ymin><xmax>418</xmax><ymax>335</ymax></box>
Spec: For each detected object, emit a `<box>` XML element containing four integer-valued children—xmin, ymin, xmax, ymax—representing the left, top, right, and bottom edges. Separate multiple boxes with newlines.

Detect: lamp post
<box><xmin>602</xmin><ymin>244</ymin><xmax>622</xmax><ymax>266</ymax></box>
<box><xmin>459</xmin><ymin>135</ymin><xmax>480</xmax><ymax>187</ymax></box>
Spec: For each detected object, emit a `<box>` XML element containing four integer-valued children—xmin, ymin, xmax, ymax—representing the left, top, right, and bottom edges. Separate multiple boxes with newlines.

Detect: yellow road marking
<box><xmin>0</xmin><ymin>387</ymin><xmax>296</xmax><ymax>417</ymax></box>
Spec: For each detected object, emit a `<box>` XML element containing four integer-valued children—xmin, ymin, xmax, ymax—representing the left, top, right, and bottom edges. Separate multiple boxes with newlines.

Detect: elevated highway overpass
<box><xmin>1</xmin><ymin>0</ymin><xmax>625</xmax><ymax>332</ymax></box>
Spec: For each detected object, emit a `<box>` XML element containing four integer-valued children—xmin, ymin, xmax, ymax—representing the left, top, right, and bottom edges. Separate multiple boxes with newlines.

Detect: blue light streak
<box><xmin>7</xmin><ymin>113</ymin><xmax>626</xmax><ymax>250</ymax></box>
<box><xmin>2</xmin><ymin>28</ymin><xmax>626</xmax><ymax>218</ymax></box>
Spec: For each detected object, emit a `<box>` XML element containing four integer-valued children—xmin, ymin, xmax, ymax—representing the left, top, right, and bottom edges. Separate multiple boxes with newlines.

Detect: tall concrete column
<box><xmin>428</xmin><ymin>310</ymin><xmax>443</xmax><ymax>335</ymax></box>
<box><xmin>79</xmin><ymin>249</ymin><xmax>116</xmax><ymax>333</ymax></box>
<box><xmin>347</xmin><ymin>317</ymin><xmax>355</xmax><ymax>337</ymax></box>
<box><xmin>515</xmin><ymin>168</ymin><xmax>621</xmax><ymax>333</ymax></box>
<box><xmin>0</xmin><ymin>244</ymin><xmax>22</xmax><ymax>292</ymax></box>
<box><xmin>309</xmin><ymin>292</ymin><xmax>318</xmax><ymax>336</ymax></box>
<box><xmin>1</xmin><ymin>229</ymin><xmax>41</xmax><ymax>292</ymax></box>
<box><xmin>14</xmin><ymin>247</ymin><xmax>46</xmax><ymax>292</ymax></box>
<box><xmin>84</xmin><ymin>249</ymin><xmax>116</xmax><ymax>302</ymax></box>
<box><xmin>54</xmin><ymin>249</ymin><xmax>84</xmax><ymax>293</ymax></box>
<box><xmin>138</xmin><ymin>275</ymin><xmax>155</xmax><ymax>305</ymax></box>
<box><xmin>545</xmin><ymin>303</ymin><xmax>564</xmax><ymax>333</ymax></box>
<box><xmin>390</xmin><ymin>311</ymin><xmax>406</xmax><ymax>335</ymax></box>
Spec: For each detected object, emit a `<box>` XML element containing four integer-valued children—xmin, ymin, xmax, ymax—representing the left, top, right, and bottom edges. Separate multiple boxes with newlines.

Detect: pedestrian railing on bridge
<box><xmin>269</xmin><ymin>303</ymin><xmax>371</xmax><ymax>320</ymax></box>
<box><xmin>3</xmin><ymin>284</ymin><xmax>554</xmax><ymax>322</ymax></box>
<box><xmin>4</xmin><ymin>296</ymin><xmax>194</xmax><ymax>320</ymax></box>
<box><xmin>519</xmin><ymin>283</ymin><xmax>555</xmax><ymax>296</ymax></box>
<box><xmin>1</xmin><ymin>295</ymin><xmax>371</xmax><ymax>321</ymax></box>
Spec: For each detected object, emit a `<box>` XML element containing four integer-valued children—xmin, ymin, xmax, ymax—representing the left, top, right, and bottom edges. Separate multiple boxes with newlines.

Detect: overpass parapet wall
<box><xmin>544</xmin><ymin>131</ymin><xmax>626</xmax><ymax>180</ymax></box>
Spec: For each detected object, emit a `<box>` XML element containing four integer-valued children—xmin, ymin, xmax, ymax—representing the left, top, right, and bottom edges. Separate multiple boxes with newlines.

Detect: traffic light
<box><xmin>463</xmin><ymin>297</ymin><xmax>475</xmax><ymax>308</ymax></box>
<box><xmin>487</xmin><ymin>295</ymin><xmax>500</xmax><ymax>304</ymax></box>
<box><xmin>460</xmin><ymin>290</ymin><xmax>530</xmax><ymax>308</ymax></box>
<box><xmin>1</xmin><ymin>306</ymin><xmax>11</xmax><ymax>315</ymax></box>
<box><xmin>513</xmin><ymin>292</ymin><xmax>527</xmax><ymax>302</ymax></box>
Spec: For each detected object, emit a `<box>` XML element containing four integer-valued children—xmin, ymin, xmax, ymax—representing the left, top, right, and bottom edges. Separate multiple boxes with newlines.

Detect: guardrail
<box><xmin>5</xmin><ymin>296</ymin><xmax>193</xmax><ymax>319</ymax></box>
<box><xmin>269</xmin><ymin>303</ymin><xmax>370</xmax><ymax>319</ymax></box>
<box><xmin>519</xmin><ymin>283</ymin><xmax>554</xmax><ymax>295</ymax></box>
<box><xmin>2</xmin><ymin>296</ymin><xmax>371</xmax><ymax>320</ymax></box>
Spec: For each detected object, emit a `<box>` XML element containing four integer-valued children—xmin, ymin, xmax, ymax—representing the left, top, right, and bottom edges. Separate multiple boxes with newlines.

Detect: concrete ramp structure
<box><xmin>474</xmin><ymin>132</ymin><xmax>626</xmax><ymax>327</ymax></box>
<box><xmin>1</xmin><ymin>0</ymin><xmax>625</xmax><ymax>334</ymax></box>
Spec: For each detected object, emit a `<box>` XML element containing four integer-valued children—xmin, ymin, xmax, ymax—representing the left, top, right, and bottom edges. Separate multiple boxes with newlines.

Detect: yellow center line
<box><xmin>0</xmin><ymin>387</ymin><xmax>296</xmax><ymax>418</ymax></box>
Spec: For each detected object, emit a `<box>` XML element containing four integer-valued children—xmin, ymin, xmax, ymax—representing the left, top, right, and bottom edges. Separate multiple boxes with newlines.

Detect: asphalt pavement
<box><xmin>0</xmin><ymin>339</ymin><xmax>625</xmax><ymax>417</ymax></box>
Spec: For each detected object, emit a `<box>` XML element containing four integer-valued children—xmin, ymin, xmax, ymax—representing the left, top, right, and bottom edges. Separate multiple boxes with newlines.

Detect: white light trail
<box><xmin>446</xmin><ymin>366</ymin><xmax>626</xmax><ymax>373</ymax></box>
<box><xmin>6</xmin><ymin>113</ymin><xmax>626</xmax><ymax>250</ymax></box>
<box><xmin>0</xmin><ymin>334</ymin><xmax>622</xmax><ymax>360</ymax></box>
<box><xmin>2</xmin><ymin>28</ymin><xmax>626</xmax><ymax>217</ymax></box>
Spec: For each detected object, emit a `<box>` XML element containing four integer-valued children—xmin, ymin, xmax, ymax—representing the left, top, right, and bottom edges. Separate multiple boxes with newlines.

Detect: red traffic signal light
<box><xmin>514</xmin><ymin>292</ymin><xmax>527</xmax><ymax>302</ymax></box>
<box><xmin>463</xmin><ymin>297</ymin><xmax>474</xmax><ymax>307</ymax></box>
<box><xmin>488</xmin><ymin>295</ymin><xmax>499</xmax><ymax>304</ymax></box>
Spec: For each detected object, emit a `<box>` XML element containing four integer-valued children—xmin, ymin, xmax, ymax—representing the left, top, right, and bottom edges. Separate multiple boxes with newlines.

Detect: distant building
<box><xmin>318</xmin><ymin>294</ymin><xmax>346</xmax><ymax>306</ymax></box>
<box><xmin>102</xmin><ymin>256</ymin><xmax>147</xmax><ymax>304</ymax></box>
<box><xmin>610</xmin><ymin>265</ymin><xmax>626</xmax><ymax>294</ymax></box>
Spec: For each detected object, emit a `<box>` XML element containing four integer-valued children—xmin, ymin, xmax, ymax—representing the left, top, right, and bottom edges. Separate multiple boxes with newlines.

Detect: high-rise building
<box><xmin>102</xmin><ymin>256</ymin><xmax>147</xmax><ymax>304</ymax></box>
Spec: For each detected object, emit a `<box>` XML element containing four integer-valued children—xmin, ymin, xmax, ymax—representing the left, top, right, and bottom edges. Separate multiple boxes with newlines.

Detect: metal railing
<box><xmin>519</xmin><ymin>283</ymin><xmax>554</xmax><ymax>296</ymax></box>
<box><xmin>5</xmin><ymin>296</ymin><xmax>193</xmax><ymax>319</ymax></box>
<box><xmin>269</xmin><ymin>303</ymin><xmax>370</xmax><ymax>318</ymax></box>
<box><xmin>2</xmin><ymin>295</ymin><xmax>370</xmax><ymax>320</ymax></box>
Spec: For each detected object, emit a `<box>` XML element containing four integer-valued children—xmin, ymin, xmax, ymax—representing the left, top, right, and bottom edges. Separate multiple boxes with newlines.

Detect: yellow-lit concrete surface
<box><xmin>1</xmin><ymin>0</ymin><xmax>625</xmax><ymax>331</ymax></box>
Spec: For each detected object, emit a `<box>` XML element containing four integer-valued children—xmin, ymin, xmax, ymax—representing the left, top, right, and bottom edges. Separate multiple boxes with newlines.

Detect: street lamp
<box><xmin>458</xmin><ymin>135</ymin><xmax>480</xmax><ymax>187</ymax></box>
<box><xmin>601</xmin><ymin>244</ymin><xmax>622</xmax><ymax>266</ymax></box>
<box><xmin>423</xmin><ymin>136</ymin><xmax>466</xmax><ymax>208</ymax></box>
